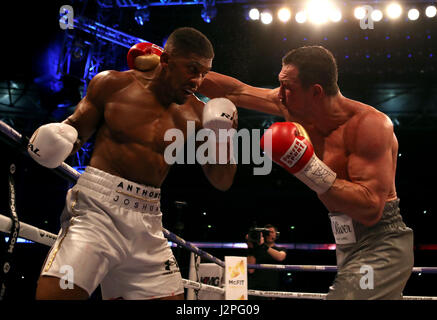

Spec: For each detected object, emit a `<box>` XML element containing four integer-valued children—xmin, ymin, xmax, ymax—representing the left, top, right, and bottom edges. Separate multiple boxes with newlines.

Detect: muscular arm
<box><xmin>63</xmin><ymin>71</ymin><xmax>110</xmax><ymax>154</ymax></box>
<box><xmin>319</xmin><ymin>112</ymin><xmax>395</xmax><ymax>226</ymax></box>
<box><xmin>200</xmin><ymin>123</ymin><xmax>236</xmax><ymax>191</ymax></box>
<box><xmin>199</xmin><ymin>72</ymin><xmax>287</xmax><ymax>118</ymax></box>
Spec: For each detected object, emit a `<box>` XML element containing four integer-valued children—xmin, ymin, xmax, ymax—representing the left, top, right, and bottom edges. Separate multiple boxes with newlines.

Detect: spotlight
<box><xmin>371</xmin><ymin>9</ymin><xmax>383</xmax><ymax>22</ymax></box>
<box><xmin>386</xmin><ymin>3</ymin><xmax>402</xmax><ymax>19</ymax></box>
<box><xmin>248</xmin><ymin>8</ymin><xmax>260</xmax><ymax>20</ymax></box>
<box><xmin>408</xmin><ymin>8</ymin><xmax>420</xmax><ymax>21</ymax></box>
<box><xmin>354</xmin><ymin>7</ymin><xmax>366</xmax><ymax>20</ymax></box>
<box><xmin>201</xmin><ymin>4</ymin><xmax>217</xmax><ymax>23</ymax></box>
<box><xmin>296</xmin><ymin>10</ymin><xmax>307</xmax><ymax>23</ymax></box>
<box><xmin>329</xmin><ymin>8</ymin><xmax>342</xmax><ymax>22</ymax></box>
<box><xmin>261</xmin><ymin>11</ymin><xmax>273</xmax><ymax>24</ymax></box>
<box><xmin>306</xmin><ymin>0</ymin><xmax>332</xmax><ymax>24</ymax></box>
<box><xmin>134</xmin><ymin>7</ymin><xmax>150</xmax><ymax>26</ymax></box>
<box><xmin>425</xmin><ymin>5</ymin><xmax>437</xmax><ymax>18</ymax></box>
<box><xmin>278</xmin><ymin>8</ymin><xmax>291</xmax><ymax>22</ymax></box>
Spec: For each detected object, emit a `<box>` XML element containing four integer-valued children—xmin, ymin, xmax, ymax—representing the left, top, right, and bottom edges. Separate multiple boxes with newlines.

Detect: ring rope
<box><xmin>1</xmin><ymin>214</ymin><xmax>437</xmax><ymax>300</ymax></box>
<box><xmin>4</xmin><ymin>119</ymin><xmax>437</xmax><ymax>273</ymax></box>
<box><xmin>246</xmin><ymin>263</ymin><xmax>437</xmax><ymax>274</ymax></box>
<box><xmin>0</xmin><ymin>163</ymin><xmax>20</xmax><ymax>300</ymax></box>
<box><xmin>163</xmin><ymin>229</ymin><xmax>225</xmax><ymax>267</ymax></box>
<box><xmin>0</xmin><ymin>120</ymin><xmax>80</xmax><ymax>183</ymax></box>
<box><xmin>182</xmin><ymin>279</ymin><xmax>225</xmax><ymax>295</ymax></box>
<box><xmin>0</xmin><ymin>119</ymin><xmax>223</xmax><ymax>267</ymax></box>
<box><xmin>183</xmin><ymin>281</ymin><xmax>437</xmax><ymax>300</ymax></box>
<box><xmin>4</xmin><ymin>120</ymin><xmax>437</xmax><ymax>272</ymax></box>
<box><xmin>1</xmin><ymin>120</ymin><xmax>437</xmax><ymax>299</ymax></box>
<box><xmin>3</xmin><ymin>214</ymin><xmax>437</xmax><ymax>275</ymax></box>
<box><xmin>248</xmin><ymin>264</ymin><xmax>338</xmax><ymax>272</ymax></box>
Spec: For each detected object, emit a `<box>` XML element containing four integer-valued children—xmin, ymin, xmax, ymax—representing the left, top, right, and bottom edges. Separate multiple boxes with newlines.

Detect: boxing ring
<box><xmin>1</xmin><ymin>119</ymin><xmax>436</xmax><ymax>300</ymax></box>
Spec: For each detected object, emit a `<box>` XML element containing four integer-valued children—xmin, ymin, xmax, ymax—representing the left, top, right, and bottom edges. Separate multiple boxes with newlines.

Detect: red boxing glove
<box><xmin>127</xmin><ymin>42</ymin><xmax>164</xmax><ymax>71</ymax></box>
<box><xmin>260</xmin><ymin>122</ymin><xmax>336</xmax><ymax>194</ymax></box>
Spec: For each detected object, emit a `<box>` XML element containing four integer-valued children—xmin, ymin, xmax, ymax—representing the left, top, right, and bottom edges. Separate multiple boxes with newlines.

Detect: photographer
<box><xmin>246</xmin><ymin>224</ymin><xmax>287</xmax><ymax>299</ymax></box>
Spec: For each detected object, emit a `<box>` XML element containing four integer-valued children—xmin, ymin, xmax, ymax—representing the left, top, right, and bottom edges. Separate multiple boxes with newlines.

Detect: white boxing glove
<box><xmin>202</xmin><ymin>98</ymin><xmax>238</xmax><ymax>164</ymax></box>
<box><xmin>202</xmin><ymin>98</ymin><xmax>238</xmax><ymax>141</ymax></box>
<box><xmin>28</xmin><ymin>123</ymin><xmax>78</xmax><ymax>168</ymax></box>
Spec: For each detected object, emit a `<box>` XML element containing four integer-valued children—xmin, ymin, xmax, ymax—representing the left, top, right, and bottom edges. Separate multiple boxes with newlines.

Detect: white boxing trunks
<box><xmin>41</xmin><ymin>166</ymin><xmax>184</xmax><ymax>299</ymax></box>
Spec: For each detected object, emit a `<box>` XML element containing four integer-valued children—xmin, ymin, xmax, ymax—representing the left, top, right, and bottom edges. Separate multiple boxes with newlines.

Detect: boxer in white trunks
<box><xmin>28</xmin><ymin>27</ymin><xmax>237</xmax><ymax>300</ymax></box>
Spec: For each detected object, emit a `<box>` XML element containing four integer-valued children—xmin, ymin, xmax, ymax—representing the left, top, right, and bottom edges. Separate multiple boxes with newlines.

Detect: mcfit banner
<box><xmin>224</xmin><ymin>256</ymin><xmax>247</xmax><ymax>300</ymax></box>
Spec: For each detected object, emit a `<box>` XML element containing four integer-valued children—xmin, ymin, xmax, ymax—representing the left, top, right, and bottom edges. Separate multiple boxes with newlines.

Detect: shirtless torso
<box><xmin>200</xmin><ymin>67</ymin><xmax>398</xmax><ymax>226</ymax></box>
<box><xmin>64</xmin><ymin>69</ymin><xmax>203</xmax><ymax>187</ymax></box>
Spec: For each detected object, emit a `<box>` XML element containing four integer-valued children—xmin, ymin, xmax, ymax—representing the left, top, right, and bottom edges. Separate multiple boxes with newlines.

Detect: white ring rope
<box><xmin>247</xmin><ymin>263</ymin><xmax>437</xmax><ymax>274</ymax></box>
<box><xmin>1</xmin><ymin>213</ymin><xmax>436</xmax><ymax>300</ymax></box>
<box><xmin>182</xmin><ymin>279</ymin><xmax>225</xmax><ymax>295</ymax></box>
<box><xmin>249</xmin><ymin>289</ymin><xmax>327</xmax><ymax>300</ymax></box>
<box><xmin>182</xmin><ymin>281</ymin><xmax>437</xmax><ymax>300</ymax></box>
<box><xmin>0</xmin><ymin>213</ymin><xmax>57</xmax><ymax>246</ymax></box>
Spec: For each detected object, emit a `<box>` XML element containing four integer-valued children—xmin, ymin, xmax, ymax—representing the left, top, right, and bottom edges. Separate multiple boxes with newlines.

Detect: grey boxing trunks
<box><xmin>326</xmin><ymin>198</ymin><xmax>414</xmax><ymax>300</ymax></box>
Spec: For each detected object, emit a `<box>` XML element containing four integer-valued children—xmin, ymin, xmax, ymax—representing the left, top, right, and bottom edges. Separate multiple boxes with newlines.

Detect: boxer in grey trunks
<box><xmin>196</xmin><ymin>45</ymin><xmax>415</xmax><ymax>299</ymax></box>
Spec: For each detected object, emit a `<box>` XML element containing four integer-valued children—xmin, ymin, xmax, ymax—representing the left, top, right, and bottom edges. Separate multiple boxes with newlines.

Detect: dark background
<box><xmin>0</xmin><ymin>0</ymin><xmax>436</xmax><ymax>299</ymax></box>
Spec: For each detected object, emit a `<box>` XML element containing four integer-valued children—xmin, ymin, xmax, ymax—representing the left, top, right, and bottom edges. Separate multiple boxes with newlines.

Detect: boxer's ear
<box><xmin>312</xmin><ymin>84</ymin><xmax>324</xmax><ymax>99</ymax></box>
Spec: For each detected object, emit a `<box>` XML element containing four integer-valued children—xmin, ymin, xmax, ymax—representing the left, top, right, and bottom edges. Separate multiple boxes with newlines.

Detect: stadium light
<box><xmin>248</xmin><ymin>8</ymin><xmax>260</xmax><ymax>20</ymax></box>
<box><xmin>371</xmin><ymin>9</ymin><xmax>383</xmax><ymax>22</ymax></box>
<box><xmin>329</xmin><ymin>8</ymin><xmax>342</xmax><ymax>22</ymax></box>
<box><xmin>386</xmin><ymin>3</ymin><xmax>403</xmax><ymax>19</ymax></box>
<box><xmin>354</xmin><ymin>6</ymin><xmax>366</xmax><ymax>20</ymax></box>
<box><xmin>306</xmin><ymin>0</ymin><xmax>332</xmax><ymax>24</ymax></box>
<box><xmin>425</xmin><ymin>5</ymin><xmax>437</xmax><ymax>18</ymax></box>
<box><xmin>278</xmin><ymin>8</ymin><xmax>292</xmax><ymax>22</ymax></box>
<box><xmin>261</xmin><ymin>11</ymin><xmax>273</xmax><ymax>24</ymax></box>
<box><xmin>296</xmin><ymin>10</ymin><xmax>307</xmax><ymax>23</ymax></box>
<box><xmin>408</xmin><ymin>8</ymin><xmax>420</xmax><ymax>21</ymax></box>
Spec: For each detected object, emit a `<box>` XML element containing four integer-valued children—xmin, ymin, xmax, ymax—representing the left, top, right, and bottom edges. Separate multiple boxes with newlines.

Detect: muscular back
<box><xmin>65</xmin><ymin>70</ymin><xmax>203</xmax><ymax>187</ymax></box>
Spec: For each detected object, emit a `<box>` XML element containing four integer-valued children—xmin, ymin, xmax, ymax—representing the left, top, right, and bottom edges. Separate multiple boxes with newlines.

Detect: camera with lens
<box><xmin>248</xmin><ymin>227</ymin><xmax>279</xmax><ymax>243</ymax></box>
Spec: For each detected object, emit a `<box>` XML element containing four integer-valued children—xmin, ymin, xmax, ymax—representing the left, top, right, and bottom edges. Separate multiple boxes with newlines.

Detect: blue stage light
<box><xmin>135</xmin><ymin>7</ymin><xmax>150</xmax><ymax>26</ymax></box>
<box><xmin>201</xmin><ymin>5</ymin><xmax>217</xmax><ymax>23</ymax></box>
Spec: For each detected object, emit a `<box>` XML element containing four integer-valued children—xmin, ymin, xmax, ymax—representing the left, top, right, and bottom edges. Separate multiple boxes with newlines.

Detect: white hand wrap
<box><xmin>294</xmin><ymin>153</ymin><xmax>337</xmax><ymax>194</ymax></box>
<box><xmin>28</xmin><ymin>123</ymin><xmax>78</xmax><ymax>168</ymax></box>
